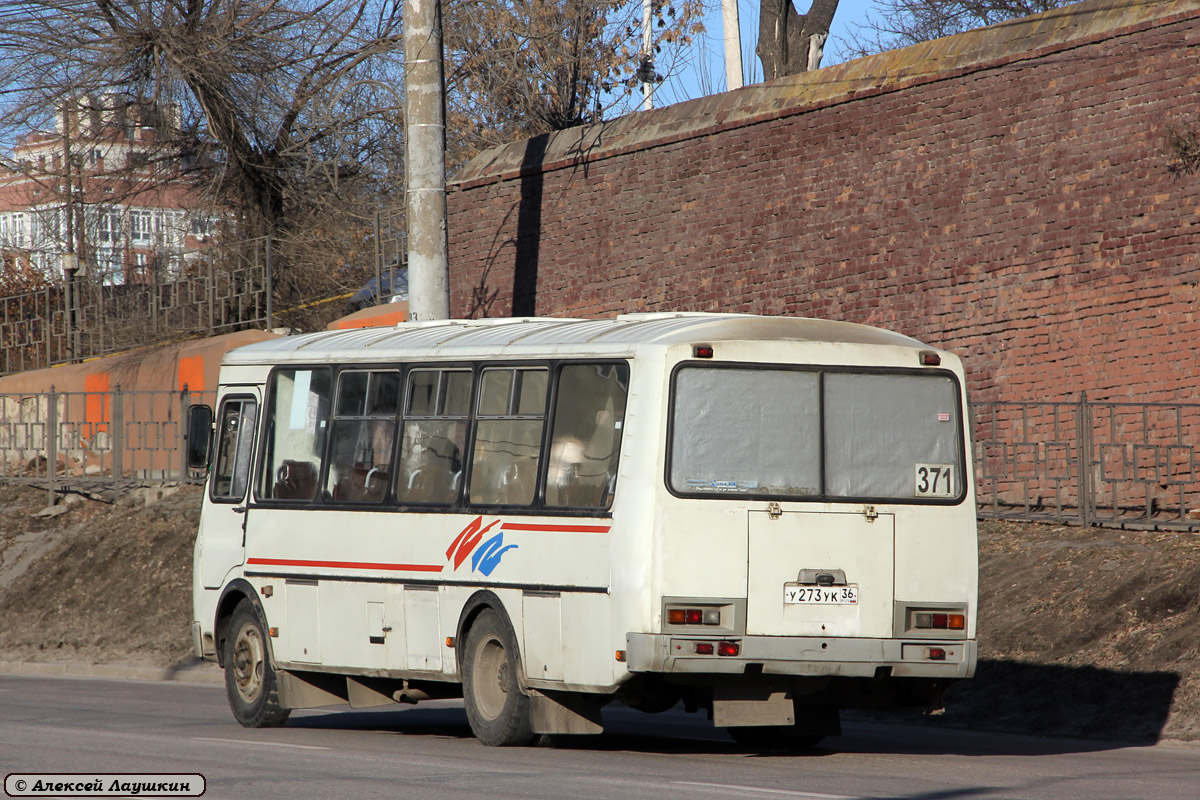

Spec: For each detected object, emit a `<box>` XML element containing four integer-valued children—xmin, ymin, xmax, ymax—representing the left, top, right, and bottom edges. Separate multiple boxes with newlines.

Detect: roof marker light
<box><xmin>693</xmin><ymin>344</ymin><xmax>714</xmax><ymax>359</ymax></box>
<box><xmin>919</xmin><ymin>350</ymin><xmax>941</xmax><ymax>366</ymax></box>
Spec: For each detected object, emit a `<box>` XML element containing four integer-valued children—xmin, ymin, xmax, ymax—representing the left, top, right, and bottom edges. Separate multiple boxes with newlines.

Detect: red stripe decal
<box><xmin>246</xmin><ymin>558</ymin><xmax>443</xmax><ymax>573</ymax></box>
<box><xmin>500</xmin><ymin>523</ymin><xmax>611</xmax><ymax>533</ymax></box>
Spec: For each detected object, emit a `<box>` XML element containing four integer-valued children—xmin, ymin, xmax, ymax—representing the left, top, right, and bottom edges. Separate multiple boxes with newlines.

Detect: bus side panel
<box><xmin>892</xmin><ymin>504</ymin><xmax>979</xmax><ymax>637</ymax></box>
<box><xmin>657</xmin><ymin>504</ymin><xmax>749</xmax><ymax>603</ymax></box>
<box><xmin>558</xmin><ymin>592</ymin><xmax>614</xmax><ymax>687</ymax></box>
<box><xmin>605</xmin><ymin>358</ymin><xmax>666</xmax><ymax>688</ymax></box>
<box><xmin>244</xmin><ymin>508</ymin><xmax>614</xmax><ymax>681</ymax></box>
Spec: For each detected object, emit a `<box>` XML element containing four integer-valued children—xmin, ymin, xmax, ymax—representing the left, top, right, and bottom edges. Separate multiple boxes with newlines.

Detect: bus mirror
<box><xmin>186</xmin><ymin>404</ymin><xmax>214</xmax><ymax>470</ymax></box>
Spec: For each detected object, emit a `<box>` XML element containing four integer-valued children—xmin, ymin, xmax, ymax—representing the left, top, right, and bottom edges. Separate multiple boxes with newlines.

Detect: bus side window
<box><xmin>545</xmin><ymin>364</ymin><xmax>629</xmax><ymax>509</ymax></box>
<box><xmin>397</xmin><ymin>369</ymin><xmax>470</xmax><ymax>505</ymax></box>
<box><xmin>470</xmin><ymin>367</ymin><xmax>547</xmax><ymax>506</ymax></box>
<box><xmin>325</xmin><ymin>370</ymin><xmax>399</xmax><ymax>503</ymax></box>
<box><xmin>257</xmin><ymin>367</ymin><xmax>332</xmax><ymax>502</ymax></box>
<box><xmin>211</xmin><ymin>397</ymin><xmax>257</xmax><ymax>502</ymax></box>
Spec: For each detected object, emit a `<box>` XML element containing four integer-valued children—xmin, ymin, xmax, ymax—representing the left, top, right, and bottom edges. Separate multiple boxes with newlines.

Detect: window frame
<box><xmin>208</xmin><ymin>393</ymin><xmax>258</xmax><ymax>505</ymax></box>
<box><xmin>323</xmin><ymin>368</ymin><xmax>403</xmax><ymax>505</ymax></box>
<box><xmin>542</xmin><ymin>361</ymin><xmax>631</xmax><ymax>512</ymax></box>
<box><xmin>665</xmin><ymin>362</ymin><xmax>968</xmax><ymax>506</ymax></box>
<box><xmin>466</xmin><ymin>364</ymin><xmax>551</xmax><ymax>508</ymax></box>
<box><xmin>396</xmin><ymin>364</ymin><xmax>475</xmax><ymax>507</ymax></box>
<box><xmin>248</xmin><ymin>358</ymin><xmax>630</xmax><ymax>517</ymax></box>
<box><xmin>253</xmin><ymin>364</ymin><xmax>335</xmax><ymax>505</ymax></box>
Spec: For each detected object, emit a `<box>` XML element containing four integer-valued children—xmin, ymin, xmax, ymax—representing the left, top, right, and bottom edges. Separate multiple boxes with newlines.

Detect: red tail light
<box><xmin>913</xmin><ymin>611</ymin><xmax>967</xmax><ymax>630</ymax></box>
<box><xmin>717</xmin><ymin>641</ymin><xmax>740</xmax><ymax>657</ymax></box>
<box><xmin>666</xmin><ymin>606</ymin><xmax>722</xmax><ymax>626</ymax></box>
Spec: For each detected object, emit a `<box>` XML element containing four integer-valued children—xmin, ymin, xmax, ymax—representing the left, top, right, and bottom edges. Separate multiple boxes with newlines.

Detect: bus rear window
<box><xmin>669</xmin><ymin>366</ymin><xmax>964</xmax><ymax>503</ymax></box>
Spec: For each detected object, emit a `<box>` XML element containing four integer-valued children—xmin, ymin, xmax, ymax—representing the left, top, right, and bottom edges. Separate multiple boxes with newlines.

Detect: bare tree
<box><xmin>0</xmin><ymin>0</ymin><xmax>712</xmax><ymax>329</ymax></box>
<box><xmin>756</xmin><ymin>0</ymin><xmax>841</xmax><ymax>81</ymax></box>
<box><xmin>0</xmin><ymin>0</ymin><xmax>405</xmax><ymax>238</ymax></box>
<box><xmin>842</xmin><ymin>0</ymin><xmax>1071</xmax><ymax>56</ymax></box>
<box><xmin>445</xmin><ymin>0</ymin><xmax>708</xmax><ymax>161</ymax></box>
<box><xmin>0</xmin><ymin>0</ymin><xmax>410</xmax><ymax>329</ymax></box>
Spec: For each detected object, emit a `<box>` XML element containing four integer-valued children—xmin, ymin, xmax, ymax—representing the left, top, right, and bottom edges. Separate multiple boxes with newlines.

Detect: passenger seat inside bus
<box><xmin>274</xmin><ymin>460</ymin><xmax>317</xmax><ymax>500</ymax></box>
<box><xmin>401</xmin><ymin>445</ymin><xmax>455</xmax><ymax>504</ymax></box>
<box><xmin>332</xmin><ymin>464</ymin><xmax>389</xmax><ymax>503</ymax></box>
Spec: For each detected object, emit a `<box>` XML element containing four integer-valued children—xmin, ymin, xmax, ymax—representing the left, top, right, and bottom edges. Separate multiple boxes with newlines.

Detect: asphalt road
<box><xmin>1</xmin><ymin>674</ymin><xmax>1197</xmax><ymax>800</ymax></box>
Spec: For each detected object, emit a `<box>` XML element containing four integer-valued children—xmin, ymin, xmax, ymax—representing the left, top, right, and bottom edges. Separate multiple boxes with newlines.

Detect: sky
<box><xmin>654</xmin><ymin>0</ymin><xmax>879</xmax><ymax>107</ymax></box>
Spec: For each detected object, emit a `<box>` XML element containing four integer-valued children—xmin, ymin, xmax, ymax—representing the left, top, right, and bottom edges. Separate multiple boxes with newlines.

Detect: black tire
<box><xmin>727</xmin><ymin>705</ymin><xmax>839</xmax><ymax>751</ymax></box>
<box><xmin>727</xmin><ymin>725</ymin><xmax>825</xmax><ymax>750</ymax></box>
<box><xmin>461</xmin><ymin>608</ymin><xmax>534</xmax><ymax>746</ymax></box>
<box><xmin>223</xmin><ymin>600</ymin><xmax>290</xmax><ymax>728</ymax></box>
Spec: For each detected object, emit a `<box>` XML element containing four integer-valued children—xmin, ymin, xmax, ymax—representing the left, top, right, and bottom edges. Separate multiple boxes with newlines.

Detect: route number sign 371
<box><xmin>915</xmin><ymin>463</ymin><xmax>955</xmax><ymax>498</ymax></box>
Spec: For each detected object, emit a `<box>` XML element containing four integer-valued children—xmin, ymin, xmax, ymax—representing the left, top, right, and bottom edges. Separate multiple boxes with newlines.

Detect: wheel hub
<box><xmin>232</xmin><ymin>624</ymin><xmax>264</xmax><ymax>702</ymax></box>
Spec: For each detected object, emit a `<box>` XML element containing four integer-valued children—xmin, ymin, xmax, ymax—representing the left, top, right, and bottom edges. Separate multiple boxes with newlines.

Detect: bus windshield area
<box><xmin>669</xmin><ymin>366</ymin><xmax>964</xmax><ymax>503</ymax></box>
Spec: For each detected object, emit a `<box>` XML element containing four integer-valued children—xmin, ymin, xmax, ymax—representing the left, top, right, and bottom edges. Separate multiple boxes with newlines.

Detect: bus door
<box><xmin>197</xmin><ymin>389</ymin><xmax>261</xmax><ymax>589</ymax></box>
<box><xmin>746</xmin><ymin>509</ymin><xmax>895</xmax><ymax>639</ymax></box>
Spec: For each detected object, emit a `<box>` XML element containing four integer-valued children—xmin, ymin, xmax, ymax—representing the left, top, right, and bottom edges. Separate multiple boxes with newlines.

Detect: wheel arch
<box><xmin>455</xmin><ymin>589</ymin><xmax>526</xmax><ymax>687</ymax></box>
<box><xmin>215</xmin><ymin>579</ymin><xmax>272</xmax><ymax>668</ymax></box>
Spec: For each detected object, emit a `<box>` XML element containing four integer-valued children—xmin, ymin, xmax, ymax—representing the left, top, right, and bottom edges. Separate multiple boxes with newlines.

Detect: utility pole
<box><xmin>721</xmin><ymin>0</ymin><xmax>744</xmax><ymax>91</ymax></box>
<box><xmin>61</xmin><ymin>103</ymin><xmax>81</xmax><ymax>363</ymax></box>
<box><xmin>404</xmin><ymin>0</ymin><xmax>450</xmax><ymax>321</ymax></box>
<box><xmin>641</xmin><ymin>0</ymin><xmax>654</xmax><ymax>110</ymax></box>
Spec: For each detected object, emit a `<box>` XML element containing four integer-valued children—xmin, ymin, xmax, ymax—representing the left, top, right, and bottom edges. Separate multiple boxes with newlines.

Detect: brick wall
<box><xmin>447</xmin><ymin>0</ymin><xmax>1200</xmax><ymax>403</ymax></box>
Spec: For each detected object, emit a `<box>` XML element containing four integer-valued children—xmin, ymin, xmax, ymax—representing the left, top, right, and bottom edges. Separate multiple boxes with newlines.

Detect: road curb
<box><xmin>0</xmin><ymin>659</ymin><xmax>224</xmax><ymax>685</ymax></box>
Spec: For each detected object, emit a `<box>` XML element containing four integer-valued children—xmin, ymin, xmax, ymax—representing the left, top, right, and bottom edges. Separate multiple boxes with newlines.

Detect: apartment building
<box><xmin>0</xmin><ymin>94</ymin><xmax>216</xmax><ymax>286</ymax></box>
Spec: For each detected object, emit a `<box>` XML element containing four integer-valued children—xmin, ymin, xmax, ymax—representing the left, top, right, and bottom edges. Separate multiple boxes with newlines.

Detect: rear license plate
<box><xmin>783</xmin><ymin>584</ymin><xmax>859</xmax><ymax>605</ymax></box>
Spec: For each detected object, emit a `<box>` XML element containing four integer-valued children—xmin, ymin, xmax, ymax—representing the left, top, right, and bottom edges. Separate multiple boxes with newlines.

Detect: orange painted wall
<box><xmin>0</xmin><ymin>329</ymin><xmax>278</xmax><ymax>399</ymax></box>
<box><xmin>326</xmin><ymin>301</ymin><xmax>408</xmax><ymax>330</ymax></box>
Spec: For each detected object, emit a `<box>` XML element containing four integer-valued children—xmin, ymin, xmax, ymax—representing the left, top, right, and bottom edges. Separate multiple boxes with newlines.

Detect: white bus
<box><xmin>188</xmin><ymin>313</ymin><xmax>977</xmax><ymax>747</ymax></box>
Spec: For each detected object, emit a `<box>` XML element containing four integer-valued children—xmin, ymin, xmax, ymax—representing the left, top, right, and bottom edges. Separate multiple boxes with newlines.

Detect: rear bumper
<box><xmin>625</xmin><ymin>633</ymin><xmax>976</xmax><ymax>680</ymax></box>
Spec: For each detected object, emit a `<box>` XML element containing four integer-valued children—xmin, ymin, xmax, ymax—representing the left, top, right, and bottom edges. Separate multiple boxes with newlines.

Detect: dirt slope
<box><xmin>0</xmin><ymin>484</ymin><xmax>1197</xmax><ymax>742</ymax></box>
<box><xmin>930</xmin><ymin>521</ymin><xmax>1200</xmax><ymax>742</ymax></box>
<box><xmin>0</xmin><ymin>484</ymin><xmax>197</xmax><ymax>667</ymax></box>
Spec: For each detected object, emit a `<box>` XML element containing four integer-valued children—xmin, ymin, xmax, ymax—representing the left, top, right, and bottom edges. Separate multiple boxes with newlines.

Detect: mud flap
<box><xmin>346</xmin><ymin>676</ymin><xmax>395</xmax><ymax>708</ymax></box>
<box><xmin>712</xmin><ymin>683</ymin><xmax>795</xmax><ymax>727</ymax></box>
<box><xmin>529</xmin><ymin>689</ymin><xmax>604</xmax><ymax>735</ymax></box>
<box><xmin>277</xmin><ymin>670</ymin><xmax>348</xmax><ymax>709</ymax></box>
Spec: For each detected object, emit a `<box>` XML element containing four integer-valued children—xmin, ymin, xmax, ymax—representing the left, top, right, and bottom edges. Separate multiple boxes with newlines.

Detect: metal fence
<box><xmin>1</xmin><ymin>386</ymin><xmax>1198</xmax><ymax>528</ymax></box>
<box><xmin>77</xmin><ymin>239</ymin><xmax>272</xmax><ymax>357</ymax></box>
<box><xmin>0</xmin><ymin>386</ymin><xmax>215</xmax><ymax>503</ymax></box>
<box><xmin>0</xmin><ymin>240</ymin><xmax>271</xmax><ymax>375</ymax></box>
<box><xmin>0</xmin><ymin>213</ymin><xmax>408</xmax><ymax>377</ymax></box>
<box><xmin>974</xmin><ymin>394</ymin><xmax>1200</xmax><ymax>530</ymax></box>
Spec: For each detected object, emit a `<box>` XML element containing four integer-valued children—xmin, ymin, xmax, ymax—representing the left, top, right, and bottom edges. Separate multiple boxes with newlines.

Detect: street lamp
<box><xmin>61</xmin><ymin>252</ymin><xmax>80</xmax><ymax>363</ymax></box>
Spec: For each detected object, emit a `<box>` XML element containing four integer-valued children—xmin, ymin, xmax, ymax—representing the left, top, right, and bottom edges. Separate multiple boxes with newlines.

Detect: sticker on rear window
<box><xmin>915</xmin><ymin>464</ymin><xmax>954</xmax><ymax>497</ymax></box>
<box><xmin>685</xmin><ymin>479</ymin><xmax>760</xmax><ymax>492</ymax></box>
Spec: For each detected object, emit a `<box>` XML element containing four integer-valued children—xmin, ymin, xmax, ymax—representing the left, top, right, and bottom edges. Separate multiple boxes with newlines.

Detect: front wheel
<box><xmin>461</xmin><ymin>609</ymin><xmax>534</xmax><ymax>746</ymax></box>
<box><xmin>224</xmin><ymin>600</ymin><xmax>290</xmax><ymax>728</ymax></box>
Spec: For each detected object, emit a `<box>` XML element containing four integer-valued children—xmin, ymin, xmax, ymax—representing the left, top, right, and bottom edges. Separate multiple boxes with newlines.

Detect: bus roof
<box><xmin>222</xmin><ymin>313</ymin><xmax>934</xmax><ymax>365</ymax></box>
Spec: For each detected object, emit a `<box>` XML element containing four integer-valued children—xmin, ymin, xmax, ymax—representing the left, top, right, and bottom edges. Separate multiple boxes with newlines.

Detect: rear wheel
<box><xmin>224</xmin><ymin>601</ymin><xmax>290</xmax><ymax>728</ymax></box>
<box><xmin>727</xmin><ymin>705</ymin><xmax>839</xmax><ymax>750</ymax></box>
<box><xmin>462</xmin><ymin>609</ymin><xmax>534</xmax><ymax>746</ymax></box>
<box><xmin>727</xmin><ymin>726</ymin><xmax>825</xmax><ymax>749</ymax></box>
